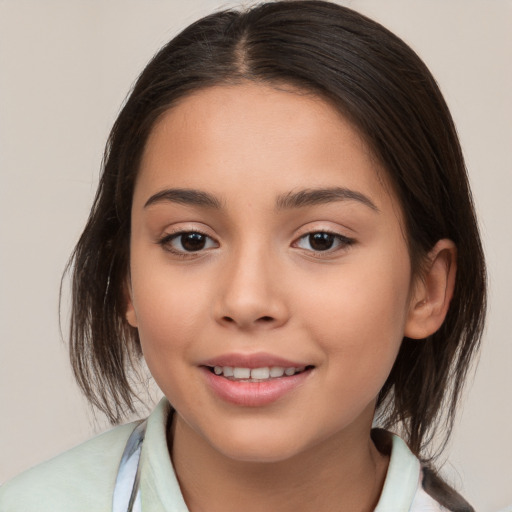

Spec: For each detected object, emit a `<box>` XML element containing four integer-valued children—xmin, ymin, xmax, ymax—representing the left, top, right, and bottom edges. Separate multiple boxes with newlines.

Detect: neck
<box><xmin>170</xmin><ymin>413</ymin><xmax>389</xmax><ymax>512</ymax></box>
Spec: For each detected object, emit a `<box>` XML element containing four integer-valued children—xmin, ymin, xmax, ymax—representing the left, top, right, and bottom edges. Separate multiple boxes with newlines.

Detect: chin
<box><xmin>215</xmin><ymin>438</ymin><xmax>305</xmax><ymax>464</ymax></box>
<box><xmin>201</xmin><ymin>419</ymin><xmax>321</xmax><ymax>465</ymax></box>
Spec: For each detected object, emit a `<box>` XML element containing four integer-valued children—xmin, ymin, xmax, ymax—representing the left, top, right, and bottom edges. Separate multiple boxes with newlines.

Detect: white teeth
<box><xmin>251</xmin><ymin>367</ymin><xmax>270</xmax><ymax>379</ymax></box>
<box><xmin>212</xmin><ymin>365</ymin><xmax>307</xmax><ymax>380</ymax></box>
<box><xmin>269</xmin><ymin>366</ymin><xmax>285</xmax><ymax>377</ymax></box>
<box><xmin>233</xmin><ymin>367</ymin><xmax>251</xmax><ymax>379</ymax></box>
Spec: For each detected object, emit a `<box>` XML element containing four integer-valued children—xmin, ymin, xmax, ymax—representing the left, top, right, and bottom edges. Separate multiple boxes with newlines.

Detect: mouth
<box><xmin>205</xmin><ymin>365</ymin><xmax>314</xmax><ymax>382</ymax></box>
<box><xmin>201</xmin><ymin>361</ymin><xmax>314</xmax><ymax>407</ymax></box>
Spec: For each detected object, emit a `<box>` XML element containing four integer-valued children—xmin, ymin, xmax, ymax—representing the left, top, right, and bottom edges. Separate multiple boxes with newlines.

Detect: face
<box><xmin>127</xmin><ymin>83</ymin><xmax>418</xmax><ymax>463</ymax></box>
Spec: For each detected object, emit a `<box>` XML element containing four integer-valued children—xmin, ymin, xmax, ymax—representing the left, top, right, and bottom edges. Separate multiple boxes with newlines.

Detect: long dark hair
<box><xmin>66</xmin><ymin>0</ymin><xmax>485</xmax><ymax>480</ymax></box>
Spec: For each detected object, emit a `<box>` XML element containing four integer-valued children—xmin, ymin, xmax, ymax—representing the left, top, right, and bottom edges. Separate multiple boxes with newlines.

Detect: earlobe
<box><xmin>124</xmin><ymin>280</ymin><xmax>138</xmax><ymax>328</ymax></box>
<box><xmin>126</xmin><ymin>301</ymin><xmax>138</xmax><ymax>328</ymax></box>
<box><xmin>404</xmin><ymin>239</ymin><xmax>457</xmax><ymax>340</ymax></box>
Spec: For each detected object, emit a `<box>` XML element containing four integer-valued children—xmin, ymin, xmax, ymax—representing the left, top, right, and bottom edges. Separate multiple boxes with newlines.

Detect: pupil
<box><xmin>309</xmin><ymin>233</ymin><xmax>334</xmax><ymax>251</ymax></box>
<box><xmin>181</xmin><ymin>233</ymin><xmax>206</xmax><ymax>251</ymax></box>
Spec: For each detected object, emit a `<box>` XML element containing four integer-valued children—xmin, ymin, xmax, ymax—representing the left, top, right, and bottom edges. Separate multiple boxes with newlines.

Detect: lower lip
<box><xmin>201</xmin><ymin>367</ymin><xmax>312</xmax><ymax>407</ymax></box>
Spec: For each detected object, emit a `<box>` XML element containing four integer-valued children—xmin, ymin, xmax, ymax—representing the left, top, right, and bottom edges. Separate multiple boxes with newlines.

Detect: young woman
<box><xmin>0</xmin><ymin>2</ymin><xmax>486</xmax><ymax>511</ymax></box>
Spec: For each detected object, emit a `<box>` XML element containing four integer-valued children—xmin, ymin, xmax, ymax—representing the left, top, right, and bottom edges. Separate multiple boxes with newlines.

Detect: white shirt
<box><xmin>0</xmin><ymin>398</ymin><xmax>450</xmax><ymax>511</ymax></box>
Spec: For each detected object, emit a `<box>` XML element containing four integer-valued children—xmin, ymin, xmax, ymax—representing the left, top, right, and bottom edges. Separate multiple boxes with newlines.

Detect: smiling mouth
<box><xmin>206</xmin><ymin>365</ymin><xmax>314</xmax><ymax>382</ymax></box>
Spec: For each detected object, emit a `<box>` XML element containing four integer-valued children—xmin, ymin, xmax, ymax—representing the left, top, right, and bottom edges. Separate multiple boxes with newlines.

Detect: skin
<box><xmin>126</xmin><ymin>83</ymin><xmax>456</xmax><ymax>512</ymax></box>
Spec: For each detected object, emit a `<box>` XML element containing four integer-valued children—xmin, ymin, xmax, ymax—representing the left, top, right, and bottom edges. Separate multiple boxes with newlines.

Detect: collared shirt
<box><xmin>0</xmin><ymin>399</ymin><xmax>446</xmax><ymax>511</ymax></box>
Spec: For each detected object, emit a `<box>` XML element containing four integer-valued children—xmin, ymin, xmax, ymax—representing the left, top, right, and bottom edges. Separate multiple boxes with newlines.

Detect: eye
<box><xmin>294</xmin><ymin>231</ymin><xmax>354</xmax><ymax>253</ymax></box>
<box><xmin>159</xmin><ymin>231</ymin><xmax>218</xmax><ymax>254</ymax></box>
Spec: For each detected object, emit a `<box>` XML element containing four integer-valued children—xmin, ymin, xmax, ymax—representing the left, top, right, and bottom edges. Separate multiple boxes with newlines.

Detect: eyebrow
<box><xmin>144</xmin><ymin>188</ymin><xmax>222</xmax><ymax>209</ymax></box>
<box><xmin>275</xmin><ymin>187</ymin><xmax>379</xmax><ymax>212</ymax></box>
<box><xmin>144</xmin><ymin>186</ymin><xmax>379</xmax><ymax>212</ymax></box>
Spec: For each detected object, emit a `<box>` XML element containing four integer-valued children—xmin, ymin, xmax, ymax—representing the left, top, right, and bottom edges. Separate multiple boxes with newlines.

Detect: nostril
<box><xmin>219</xmin><ymin>314</ymin><xmax>279</xmax><ymax>327</ymax></box>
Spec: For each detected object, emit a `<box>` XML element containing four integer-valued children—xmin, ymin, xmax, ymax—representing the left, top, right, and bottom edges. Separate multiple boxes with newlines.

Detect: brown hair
<box><xmin>66</xmin><ymin>0</ymin><xmax>485</xmax><ymax>477</ymax></box>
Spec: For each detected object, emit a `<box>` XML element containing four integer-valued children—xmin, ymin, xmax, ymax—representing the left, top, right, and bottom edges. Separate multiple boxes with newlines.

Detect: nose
<box><xmin>213</xmin><ymin>246</ymin><xmax>289</xmax><ymax>331</ymax></box>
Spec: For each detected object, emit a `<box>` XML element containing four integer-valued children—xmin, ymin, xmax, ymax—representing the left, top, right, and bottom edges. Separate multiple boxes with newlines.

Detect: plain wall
<box><xmin>0</xmin><ymin>1</ymin><xmax>511</xmax><ymax>511</ymax></box>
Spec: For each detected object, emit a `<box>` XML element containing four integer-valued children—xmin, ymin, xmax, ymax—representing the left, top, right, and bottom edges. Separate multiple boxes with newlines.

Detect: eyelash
<box><xmin>293</xmin><ymin>230</ymin><xmax>355</xmax><ymax>255</ymax></box>
<box><xmin>157</xmin><ymin>229</ymin><xmax>355</xmax><ymax>258</ymax></box>
<box><xmin>158</xmin><ymin>230</ymin><xmax>217</xmax><ymax>259</ymax></box>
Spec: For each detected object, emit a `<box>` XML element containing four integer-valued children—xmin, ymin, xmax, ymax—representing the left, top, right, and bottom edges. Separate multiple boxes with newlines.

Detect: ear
<box><xmin>404</xmin><ymin>239</ymin><xmax>457</xmax><ymax>339</ymax></box>
<box><xmin>124</xmin><ymin>278</ymin><xmax>138</xmax><ymax>328</ymax></box>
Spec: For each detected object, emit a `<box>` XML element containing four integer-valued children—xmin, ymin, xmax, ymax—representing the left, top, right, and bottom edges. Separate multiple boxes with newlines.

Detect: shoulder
<box><xmin>0</xmin><ymin>422</ymin><xmax>137</xmax><ymax>512</ymax></box>
<box><xmin>372</xmin><ymin>430</ymin><xmax>474</xmax><ymax>512</ymax></box>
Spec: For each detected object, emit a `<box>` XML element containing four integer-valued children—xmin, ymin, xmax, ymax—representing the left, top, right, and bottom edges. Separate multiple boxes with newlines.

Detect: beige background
<box><xmin>0</xmin><ymin>1</ymin><xmax>511</xmax><ymax>511</ymax></box>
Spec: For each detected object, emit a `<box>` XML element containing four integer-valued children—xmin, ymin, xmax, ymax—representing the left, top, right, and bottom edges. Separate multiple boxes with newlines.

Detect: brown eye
<box><xmin>160</xmin><ymin>231</ymin><xmax>218</xmax><ymax>254</ymax></box>
<box><xmin>180</xmin><ymin>232</ymin><xmax>207</xmax><ymax>251</ymax></box>
<box><xmin>308</xmin><ymin>233</ymin><xmax>335</xmax><ymax>251</ymax></box>
<box><xmin>295</xmin><ymin>231</ymin><xmax>354</xmax><ymax>253</ymax></box>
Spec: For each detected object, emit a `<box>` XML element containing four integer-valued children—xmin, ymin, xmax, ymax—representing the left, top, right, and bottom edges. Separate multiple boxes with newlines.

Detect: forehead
<box><xmin>135</xmin><ymin>83</ymin><xmax>397</xmax><ymax>214</ymax></box>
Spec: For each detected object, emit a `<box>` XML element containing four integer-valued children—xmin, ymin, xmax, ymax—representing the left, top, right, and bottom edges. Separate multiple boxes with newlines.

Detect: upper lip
<box><xmin>201</xmin><ymin>352</ymin><xmax>312</xmax><ymax>369</ymax></box>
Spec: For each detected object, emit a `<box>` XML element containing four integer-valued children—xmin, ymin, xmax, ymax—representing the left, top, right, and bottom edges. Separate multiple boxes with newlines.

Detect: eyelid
<box><xmin>157</xmin><ymin>227</ymin><xmax>219</xmax><ymax>258</ymax></box>
<box><xmin>155</xmin><ymin>221</ymin><xmax>216</xmax><ymax>242</ymax></box>
<box><xmin>292</xmin><ymin>228</ymin><xmax>356</xmax><ymax>256</ymax></box>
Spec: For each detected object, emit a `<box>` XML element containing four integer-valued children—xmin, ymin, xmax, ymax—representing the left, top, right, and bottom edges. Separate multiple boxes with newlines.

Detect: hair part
<box><xmin>66</xmin><ymin>0</ymin><xmax>486</xmax><ymax>468</ymax></box>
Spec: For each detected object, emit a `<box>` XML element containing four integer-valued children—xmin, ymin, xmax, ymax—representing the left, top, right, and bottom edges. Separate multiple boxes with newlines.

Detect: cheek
<box><xmin>129</xmin><ymin>261</ymin><xmax>208</xmax><ymax>361</ymax></box>
<box><xmin>131</xmin><ymin>276</ymin><xmax>205</xmax><ymax>405</ymax></box>
<box><xmin>297</xmin><ymin>249</ymin><xmax>411</xmax><ymax>380</ymax></box>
